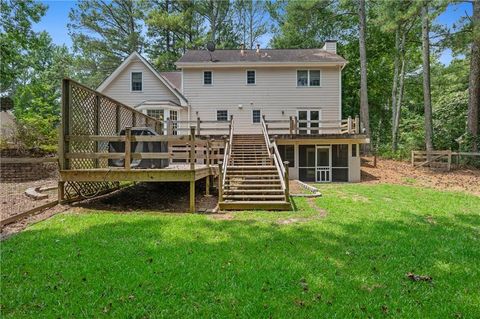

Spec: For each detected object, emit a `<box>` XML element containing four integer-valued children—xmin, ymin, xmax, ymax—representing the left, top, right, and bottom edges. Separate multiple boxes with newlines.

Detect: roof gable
<box><xmin>97</xmin><ymin>52</ymin><xmax>188</xmax><ymax>106</ymax></box>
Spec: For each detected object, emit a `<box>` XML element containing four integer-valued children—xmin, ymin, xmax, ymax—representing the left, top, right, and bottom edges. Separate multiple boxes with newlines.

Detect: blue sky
<box><xmin>33</xmin><ymin>0</ymin><xmax>473</xmax><ymax>65</ymax></box>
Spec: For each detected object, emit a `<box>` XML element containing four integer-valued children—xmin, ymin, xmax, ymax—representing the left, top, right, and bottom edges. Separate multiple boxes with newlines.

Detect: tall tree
<box><xmin>234</xmin><ymin>0</ymin><xmax>267</xmax><ymax>49</ymax></box>
<box><xmin>421</xmin><ymin>1</ymin><xmax>434</xmax><ymax>151</ymax></box>
<box><xmin>467</xmin><ymin>0</ymin><xmax>480</xmax><ymax>152</ymax></box>
<box><xmin>0</xmin><ymin>0</ymin><xmax>47</xmax><ymax>94</ymax></box>
<box><xmin>68</xmin><ymin>0</ymin><xmax>146</xmax><ymax>87</ymax></box>
<box><xmin>196</xmin><ymin>0</ymin><xmax>231</xmax><ymax>44</ymax></box>
<box><xmin>358</xmin><ymin>0</ymin><xmax>370</xmax><ymax>136</ymax></box>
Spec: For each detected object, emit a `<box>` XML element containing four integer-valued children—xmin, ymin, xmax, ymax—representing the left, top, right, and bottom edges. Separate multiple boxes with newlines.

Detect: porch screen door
<box><xmin>298</xmin><ymin>110</ymin><xmax>320</xmax><ymax>134</ymax></box>
<box><xmin>316</xmin><ymin>146</ymin><xmax>331</xmax><ymax>182</ymax></box>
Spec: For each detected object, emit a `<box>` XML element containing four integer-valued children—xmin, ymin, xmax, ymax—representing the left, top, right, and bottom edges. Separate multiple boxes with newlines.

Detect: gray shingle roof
<box><xmin>176</xmin><ymin>49</ymin><xmax>346</xmax><ymax>64</ymax></box>
<box><xmin>160</xmin><ymin>71</ymin><xmax>182</xmax><ymax>90</ymax></box>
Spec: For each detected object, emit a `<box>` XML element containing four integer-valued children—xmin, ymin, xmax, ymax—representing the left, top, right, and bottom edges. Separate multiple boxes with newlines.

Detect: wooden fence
<box><xmin>411</xmin><ymin>150</ymin><xmax>480</xmax><ymax>171</ymax></box>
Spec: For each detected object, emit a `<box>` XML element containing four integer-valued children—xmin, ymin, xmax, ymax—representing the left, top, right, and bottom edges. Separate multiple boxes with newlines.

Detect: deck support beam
<box><xmin>205</xmin><ymin>176</ymin><xmax>210</xmax><ymax>195</ymax></box>
<box><xmin>189</xmin><ymin>179</ymin><xmax>195</xmax><ymax>212</ymax></box>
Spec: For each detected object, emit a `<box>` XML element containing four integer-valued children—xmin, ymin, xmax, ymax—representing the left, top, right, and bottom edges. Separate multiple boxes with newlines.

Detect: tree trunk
<box><xmin>358</xmin><ymin>0</ymin><xmax>370</xmax><ymax>139</ymax></box>
<box><xmin>393</xmin><ymin>31</ymin><xmax>407</xmax><ymax>152</ymax></box>
<box><xmin>391</xmin><ymin>28</ymin><xmax>400</xmax><ymax>151</ymax></box>
<box><xmin>422</xmin><ymin>1</ymin><xmax>434</xmax><ymax>151</ymax></box>
<box><xmin>468</xmin><ymin>0</ymin><xmax>480</xmax><ymax>152</ymax></box>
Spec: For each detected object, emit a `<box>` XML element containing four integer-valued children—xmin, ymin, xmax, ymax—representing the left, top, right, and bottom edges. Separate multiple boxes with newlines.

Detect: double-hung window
<box><xmin>297</xmin><ymin>70</ymin><xmax>321</xmax><ymax>87</ymax></box>
<box><xmin>203</xmin><ymin>71</ymin><xmax>213</xmax><ymax>85</ymax></box>
<box><xmin>146</xmin><ymin>109</ymin><xmax>164</xmax><ymax>120</ymax></box>
<box><xmin>252</xmin><ymin>110</ymin><xmax>261</xmax><ymax>123</ymax></box>
<box><xmin>131</xmin><ymin>72</ymin><xmax>142</xmax><ymax>91</ymax></box>
<box><xmin>246</xmin><ymin>70</ymin><xmax>256</xmax><ymax>85</ymax></box>
<box><xmin>217</xmin><ymin>110</ymin><xmax>228</xmax><ymax>122</ymax></box>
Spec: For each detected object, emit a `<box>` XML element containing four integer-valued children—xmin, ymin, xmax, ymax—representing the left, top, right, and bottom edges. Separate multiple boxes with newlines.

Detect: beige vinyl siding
<box><xmin>182</xmin><ymin>66</ymin><xmax>341</xmax><ymax>134</ymax></box>
<box><xmin>101</xmin><ymin>59</ymin><xmax>180</xmax><ymax>108</ymax></box>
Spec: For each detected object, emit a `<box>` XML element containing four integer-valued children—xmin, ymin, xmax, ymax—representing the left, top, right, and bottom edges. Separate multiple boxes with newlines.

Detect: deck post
<box><xmin>289</xmin><ymin>116</ymin><xmax>293</xmax><ymax>135</ymax></box>
<box><xmin>94</xmin><ymin>94</ymin><xmax>100</xmax><ymax>168</ymax></box>
<box><xmin>347</xmin><ymin>116</ymin><xmax>352</xmax><ymax>134</ymax></box>
<box><xmin>218</xmin><ymin>163</ymin><xmax>223</xmax><ymax>202</ymax></box>
<box><xmin>58</xmin><ymin>181</ymin><xmax>65</xmax><ymax>203</ymax></box>
<box><xmin>355</xmin><ymin>116</ymin><xmax>360</xmax><ymax>134</ymax></box>
<box><xmin>124</xmin><ymin>127</ymin><xmax>132</xmax><ymax>170</ymax></box>
<box><xmin>167</xmin><ymin>117</ymin><xmax>172</xmax><ymax>136</ymax></box>
<box><xmin>197</xmin><ymin>117</ymin><xmax>201</xmax><ymax>135</ymax></box>
<box><xmin>190</xmin><ymin>126</ymin><xmax>195</xmax><ymax>170</ymax></box>
<box><xmin>132</xmin><ymin>112</ymin><xmax>136</xmax><ymax>127</ymax></box>
<box><xmin>411</xmin><ymin>151</ymin><xmax>415</xmax><ymax>166</ymax></box>
<box><xmin>189</xmin><ymin>179</ymin><xmax>195</xmax><ymax>213</ymax></box>
<box><xmin>205</xmin><ymin>175</ymin><xmax>210</xmax><ymax>196</ymax></box>
<box><xmin>284</xmin><ymin>161</ymin><xmax>290</xmax><ymax>202</ymax></box>
<box><xmin>294</xmin><ymin>116</ymin><xmax>298</xmax><ymax>134</ymax></box>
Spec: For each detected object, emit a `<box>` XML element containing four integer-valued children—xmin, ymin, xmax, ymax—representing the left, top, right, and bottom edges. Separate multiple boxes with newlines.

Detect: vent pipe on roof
<box><xmin>256</xmin><ymin>44</ymin><xmax>260</xmax><ymax>54</ymax></box>
<box><xmin>240</xmin><ymin>43</ymin><xmax>245</xmax><ymax>55</ymax></box>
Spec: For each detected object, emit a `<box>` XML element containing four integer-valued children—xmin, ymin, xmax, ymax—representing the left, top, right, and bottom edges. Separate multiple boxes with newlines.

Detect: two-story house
<box><xmin>96</xmin><ymin>42</ymin><xmax>369</xmax><ymax>184</ymax></box>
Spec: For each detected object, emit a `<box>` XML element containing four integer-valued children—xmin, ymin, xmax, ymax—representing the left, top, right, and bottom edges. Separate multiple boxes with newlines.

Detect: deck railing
<box><xmin>261</xmin><ymin>117</ymin><xmax>289</xmax><ymax>201</ymax></box>
<box><xmin>163</xmin><ymin>117</ymin><xmax>232</xmax><ymax>136</ymax></box>
<box><xmin>263</xmin><ymin>115</ymin><xmax>361</xmax><ymax>135</ymax></box>
<box><xmin>218</xmin><ymin>116</ymin><xmax>234</xmax><ymax>202</ymax></box>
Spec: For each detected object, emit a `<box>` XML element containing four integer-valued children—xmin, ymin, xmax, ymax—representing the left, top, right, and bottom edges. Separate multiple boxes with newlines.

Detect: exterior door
<box><xmin>316</xmin><ymin>146</ymin><xmax>331</xmax><ymax>182</ymax></box>
<box><xmin>298</xmin><ymin>110</ymin><xmax>320</xmax><ymax>134</ymax></box>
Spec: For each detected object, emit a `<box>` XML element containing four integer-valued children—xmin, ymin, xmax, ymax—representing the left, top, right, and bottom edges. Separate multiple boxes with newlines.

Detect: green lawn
<box><xmin>1</xmin><ymin>184</ymin><xmax>479</xmax><ymax>318</ymax></box>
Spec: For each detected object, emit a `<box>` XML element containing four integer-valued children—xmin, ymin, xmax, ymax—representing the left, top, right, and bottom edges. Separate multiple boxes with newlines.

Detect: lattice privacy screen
<box><xmin>62</xmin><ymin>79</ymin><xmax>160</xmax><ymax>198</ymax></box>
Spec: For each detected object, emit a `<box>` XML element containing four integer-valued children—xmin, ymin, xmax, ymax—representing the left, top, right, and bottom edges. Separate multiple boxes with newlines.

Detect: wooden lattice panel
<box><xmin>65</xmin><ymin>181</ymin><xmax>119</xmax><ymax>200</ymax></box>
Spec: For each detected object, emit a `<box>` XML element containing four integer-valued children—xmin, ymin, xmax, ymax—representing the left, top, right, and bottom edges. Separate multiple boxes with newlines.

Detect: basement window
<box><xmin>131</xmin><ymin>72</ymin><xmax>142</xmax><ymax>91</ymax></box>
<box><xmin>278</xmin><ymin>145</ymin><xmax>295</xmax><ymax>167</ymax></box>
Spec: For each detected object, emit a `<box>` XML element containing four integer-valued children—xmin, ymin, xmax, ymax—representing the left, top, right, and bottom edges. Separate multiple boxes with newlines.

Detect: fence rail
<box><xmin>411</xmin><ymin>150</ymin><xmax>480</xmax><ymax>171</ymax></box>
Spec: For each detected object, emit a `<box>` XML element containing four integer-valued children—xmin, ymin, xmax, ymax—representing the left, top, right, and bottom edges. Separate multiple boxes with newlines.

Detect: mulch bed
<box><xmin>361</xmin><ymin>157</ymin><xmax>480</xmax><ymax>196</ymax></box>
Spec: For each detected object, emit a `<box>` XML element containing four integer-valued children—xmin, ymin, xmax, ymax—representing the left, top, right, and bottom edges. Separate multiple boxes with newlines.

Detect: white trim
<box><xmin>130</xmin><ymin>71</ymin><xmax>143</xmax><ymax>93</ymax></box>
<box><xmin>97</xmin><ymin>51</ymin><xmax>188</xmax><ymax>106</ymax></box>
<box><xmin>203</xmin><ymin>70</ymin><xmax>213</xmax><ymax>86</ymax></box>
<box><xmin>315</xmin><ymin>145</ymin><xmax>332</xmax><ymax>183</ymax></box>
<box><xmin>296</xmin><ymin>69</ymin><xmax>322</xmax><ymax>88</ymax></box>
<box><xmin>176</xmin><ymin>62</ymin><xmax>347</xmax><ymax>68</ymax></box>
<box><xmin>246</xmin><ymin>69</ymin><xmax>256</xmax><ymax>85</ymax></box>
<box><xmin>338</xmin><ymin>65</ymin><xmax>342</xmax><ymax>121</ymax></box>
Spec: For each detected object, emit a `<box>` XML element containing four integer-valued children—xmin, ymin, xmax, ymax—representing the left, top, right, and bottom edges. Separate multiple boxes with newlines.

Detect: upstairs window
<box><xmin>131</xmin><ymin>72</ymin><xmax>142</xmax><ymax>91</ymax></box>
<box><xmin>217</xmin><ymin>110</ymin><xmax>228</xmax><ymax>122</ymax></box>
<box><xmin>203</xmin><ymin>71</ymin><xmax>213</xmax><ymax>85</ymax></box>
<box><xmin>246</xmin><ymin>70</ymin><xmax>256</xmax><ymax>85</ymax></box>
<box><xmin>297</xmin><ymin>70</ymin><xmax>321</xmax><ymax>87</ymax></box>
<box><xmin>252</xmin><ymin>110</ymin><xmax>261</xmax><ymax>123</ymax></box>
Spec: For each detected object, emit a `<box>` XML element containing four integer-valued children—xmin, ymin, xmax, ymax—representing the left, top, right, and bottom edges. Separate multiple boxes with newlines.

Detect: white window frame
<box><xmin>296</xmin><ymin>69</ymin><xmax>321</xmax><ymax>87</ymax></box>
<box><xmin>131</xmin><ymin>71</ymin><xmax>143</xmax><ymax>92</ymax></box>
<box><xmin>246</xmin><ymin>69</ymin><xmax>256</xmax><ymax>85</ymax></box>
<box><xmin>297</xmin><ymin>109</ymin><xmax>322</xmax><ymax>134</ymax></box>
<box><xmin>203</xmin><ymin>70</ymin><xmax>213</xmax><ymax>86</ymax></box>
<box><xmin>216</xmin><ymin>110</ymin><xmax>228</xmax><ymax>122</ymax></box>
<box><xmin>252</xmin><ymin>109</ymin><xmax>261</xmax><ymax>124</ymax></box>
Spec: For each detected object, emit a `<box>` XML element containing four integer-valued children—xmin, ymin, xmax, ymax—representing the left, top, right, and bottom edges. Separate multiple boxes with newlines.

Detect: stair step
<box><xmin>223</xmin><ymin>194</ymin><xmax>286</xmax><ymax>199</ymax></box>
<box><xmin>219</xmin><ymin>201</ymin><xmax>291</xmax><ymax>211</ymax></box>
<box><xmin>225</xmin><ymin>185</ymin><xmax>282</xmax><ymax>189</ymax></box>
<box><xmin>226</xmin><ymin>176</ymin><xmax>280</xmax><ymax>180</ymax></box>
<box><xmin>227</xmin><ymin>165</ymin><xmax>276</xmax><ymax>170</ymax></box>
<box><xmin>224</xmin><ymin>190</ymin><xmax>284</xmax><ymax>194</ymax></box>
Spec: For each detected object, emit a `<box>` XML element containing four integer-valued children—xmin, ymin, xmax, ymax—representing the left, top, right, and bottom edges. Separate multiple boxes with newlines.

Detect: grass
<box><xmin>1</xmin><ymin>184</ymin><xmax>479</xmax><ymax>318</ymax></box>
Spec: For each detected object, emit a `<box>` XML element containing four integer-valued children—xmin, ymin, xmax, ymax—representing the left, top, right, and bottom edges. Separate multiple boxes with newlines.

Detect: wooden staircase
<box><xmin>219</xmin><ymin>134</ymin><xmax>291</xmax><ymax>210</ymax></box>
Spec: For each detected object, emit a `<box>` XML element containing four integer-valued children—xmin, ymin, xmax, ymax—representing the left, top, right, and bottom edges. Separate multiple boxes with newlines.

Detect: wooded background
<box><xmin>1</xmin><ymin>0</ymin><xmax>478</xmax><ymax>158</ymax></box>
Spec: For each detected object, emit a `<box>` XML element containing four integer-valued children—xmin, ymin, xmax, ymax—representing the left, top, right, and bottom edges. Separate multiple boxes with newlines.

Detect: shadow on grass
<box><xmin>2</xmin><ymin>192</ymin><xmax>479</xmax><ymax>318</ymax></box>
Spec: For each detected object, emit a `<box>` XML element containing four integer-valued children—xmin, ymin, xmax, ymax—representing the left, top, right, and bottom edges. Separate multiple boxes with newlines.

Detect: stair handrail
<box><xmin>221</xmin><ymin>118</ymin><xmax>234</xmax><ymax>187</ymax></box>
<box><xmin>261</xmin><ymin>117</ymin><xmax>286</xmax><ymax>193</ymax></box>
